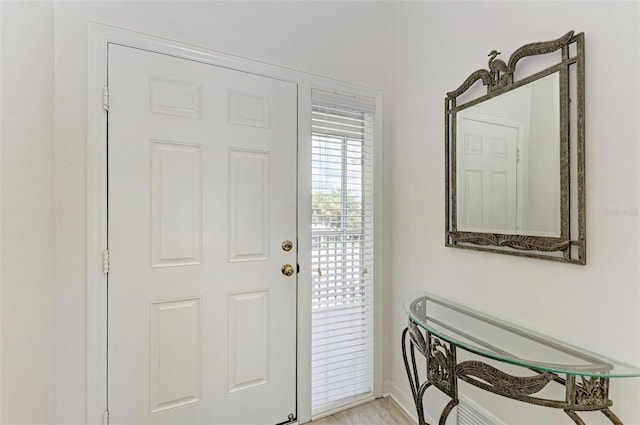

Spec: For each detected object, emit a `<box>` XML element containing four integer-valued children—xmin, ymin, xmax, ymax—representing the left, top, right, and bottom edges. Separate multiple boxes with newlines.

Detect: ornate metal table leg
<box><xmin>403</xmin><ymin>323</ymin><xmax>461</xmax><ymax>425</ymax></box>
<box><xmin>564</xmin><ymin>410</ymin><xmax>586</xmax><ymax>425</ymax></box>
<box><xmin>564</xmin><ymin>375</ymin><xmax>622</xmax><ymax>425</ymax></box>
<box><xmin>402</xmin><ymin>327</ymin><xmax>431</xmax><ymax>425</ymax></box>
<box><xmin>425</xmin><ymin>332</ymin><xmax>459</xmax><ymax>425</ymax></box>
<box><xmin>601</xmin><ymin>408</ymin><xmax>624</xmax><ymax>425</ymax></box>
<box><xmin>439</xmin><ymin>399</ymin><xmax>459</xmax><ymax>425</ymax></box>
<box><xmin>565</xmin><ymin>407</ymin><xmax>623</xmax><ymax>425</ymax></box>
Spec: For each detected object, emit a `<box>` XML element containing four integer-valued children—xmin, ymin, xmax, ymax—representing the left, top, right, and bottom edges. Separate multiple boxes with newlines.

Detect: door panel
<box><xmin>228</xmin><ymin>149</ymin><xmax>271</xmax><ymax>262</ymax></box>
<box><xmin>108</xmin><ymin>44</ymin><xmax>297</xmax><ymax>425</ymax></box>
<box><xmin>150</xmin><ymin>141</ymin><xmax>203</xmax><ymax>267</ymax></box>
<box><xmin>457</xmin><ymin>117</ymin><xmax>519</xmax><ymax>233</ymax></box>
<box><xmin>149</xmin><ymin>297</ymin><xmax>202</xmax><ymax>414</ymax></box>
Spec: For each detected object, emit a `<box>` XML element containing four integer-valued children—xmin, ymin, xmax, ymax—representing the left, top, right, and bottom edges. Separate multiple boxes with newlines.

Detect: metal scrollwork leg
<box><xmin>563</xmin><ymin>375</ymin><xmax>622</xmax><ymax>425</ymax></box>
<box><xmin>403</xmin><ymin>324</ymin><xmax>461</xmax><ymax>425</ymax></box>
<box><xmin>402</xmin><ymin>329</ymin><xmax>418</xmax><ymax>399</ymax></box>
<box><xmin>601</xmin><ymin>408</ymin><xmax>624</xmax><ymax>425</ymax></box>
<box><xmin>439</xmin><ymin>399</ymin><xmax>459</xmax><ymax>425</ymax></box>
<box><xmin>417</xmin><ymin>381</ymin><xmax>433</xmax><ymax>425</ymax></box>
<box><xmin>402</xmin><ymin>327</ymin><xmax>431</xmax><ymax>425</ymax></box>
<box><xmin>426</xmin><ymin>333</ymin><xmax>459</xmax><ymax>425</ymax></box>
<box><xmin>426</xmin><ymin>333</ymin><xmax>458</xmax><ymax>398</ymax></box>
<box><xmin>564</xmin><ymin>410</ymin><xmax>586</xmax><ymax>425</ymax></box>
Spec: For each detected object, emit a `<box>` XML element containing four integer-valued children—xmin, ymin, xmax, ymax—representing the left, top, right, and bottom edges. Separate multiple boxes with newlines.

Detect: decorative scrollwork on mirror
<box><xmin>445</xmin><ymin>30</ymin><xmax>586</xmax><ymax>264</ymax></box>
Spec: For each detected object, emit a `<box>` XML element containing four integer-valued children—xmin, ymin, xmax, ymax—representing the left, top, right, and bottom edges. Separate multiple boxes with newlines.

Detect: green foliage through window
<box><xmin>312</xmin><ymin>190</ymin><xmax>363</xmax><ymax>230</ymax></box>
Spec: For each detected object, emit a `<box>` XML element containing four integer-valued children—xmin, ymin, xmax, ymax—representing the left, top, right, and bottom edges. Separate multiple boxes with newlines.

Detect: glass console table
<box><xmin>402</xmin><ymin>293</ymin><xmax>640</xmax><ymax>425</ymax></box>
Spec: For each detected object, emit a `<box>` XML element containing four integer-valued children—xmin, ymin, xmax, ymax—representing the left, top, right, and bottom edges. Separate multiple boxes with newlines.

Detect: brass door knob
<box><xmin>281</xmin><ymin>264</ymin><xmax>295</xmax><ymax>276</ymax></box>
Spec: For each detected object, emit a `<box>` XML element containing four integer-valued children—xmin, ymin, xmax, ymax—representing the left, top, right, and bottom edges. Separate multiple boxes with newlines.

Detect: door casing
<box><xmin>87</xmin><ymin>22</ymin><xmax>384</xmax><ymax>425</ymax></box>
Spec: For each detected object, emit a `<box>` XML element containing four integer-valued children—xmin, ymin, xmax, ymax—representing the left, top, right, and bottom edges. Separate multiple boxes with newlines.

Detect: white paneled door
<box><xmin>107</xmin><ymin>45</ymin><xmax>297</xmax><ymax>424</ymax></box>
<box><xmin>456</xmin><ymin>116</ymin><xmax>519</xmax><ymax>233</ymax></box>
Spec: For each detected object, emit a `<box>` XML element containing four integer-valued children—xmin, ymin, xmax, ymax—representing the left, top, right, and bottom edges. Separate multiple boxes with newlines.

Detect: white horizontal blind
<box><xmin>311</xmin><ymin>95</ymin><xmax>375</xmax><ymax>414</ymax></box>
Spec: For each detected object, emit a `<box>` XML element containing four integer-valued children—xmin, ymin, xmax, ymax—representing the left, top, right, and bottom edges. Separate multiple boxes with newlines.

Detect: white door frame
<box><xmin>87</xmin><ymin>22</ymin><xmax>384</xmax><ymax>425</ymax></box>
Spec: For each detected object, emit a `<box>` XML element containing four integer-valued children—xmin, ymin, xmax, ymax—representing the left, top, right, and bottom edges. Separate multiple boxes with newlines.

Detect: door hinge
<box><xmin>103</xmin><ymin>86</ymin><xmax>110</xmax><ymax>111</ymax></box>
<box><xmin>102</xmin><ymin>410</ymin><xmax>110</xmax><ymax>425</ymax></box>
<box><xmin>516</xmin><ymin>148</ymin><xmax>520</xmax><ymax>163</ymax></box>
<box><xmin>103</xmin><ymin>249</ymin><xmax>110</xmax><ymax>274</ymax></box>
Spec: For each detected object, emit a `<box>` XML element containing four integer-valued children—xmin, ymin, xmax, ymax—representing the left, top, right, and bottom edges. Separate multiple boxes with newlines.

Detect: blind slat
<box><xmin>311</xmin><ymin>89</ymin><xmax>376</xmax><ymax>114</ymax></box>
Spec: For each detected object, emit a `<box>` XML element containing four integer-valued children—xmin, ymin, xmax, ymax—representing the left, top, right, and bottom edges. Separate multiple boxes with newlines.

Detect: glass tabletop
<box><xmin>404</xmin><ymin>293</ymin><xmax>640</xmax><ymax>378</ymax></box>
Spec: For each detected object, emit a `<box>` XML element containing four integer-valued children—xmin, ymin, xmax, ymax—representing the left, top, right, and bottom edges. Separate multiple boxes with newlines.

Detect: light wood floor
<box><xmin>308</xmin><ymin>398</ymin><xmax>415</xmax><ymax>425</ymax></box>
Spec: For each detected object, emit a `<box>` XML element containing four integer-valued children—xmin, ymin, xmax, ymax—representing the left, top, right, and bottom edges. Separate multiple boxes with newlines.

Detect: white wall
<box><xmin>1</xmin><ymin>3</ymin><xmax>3</xmax><ymax>420</ymax></box>
<box><xmin>54</xmin><ymin>2</ymin><xmax>392</xmax><ymax>423</ymax></box>
<box><xmin>389</xmin><ymin>1</ymin><xmax>640</xmax><ymax>424</ymax></box>
<box><xmin>1</xmin><ymin>1</ymin><xmax>56</xmax><ymax>424</ymax></box>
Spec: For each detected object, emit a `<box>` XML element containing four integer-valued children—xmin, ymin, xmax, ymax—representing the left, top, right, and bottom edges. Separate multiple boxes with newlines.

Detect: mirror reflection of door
<box><xmin>455</xmin><ymin>72</ymin><xmax>561</xmax><ymax>237</ymax></box>
<box><xmin>457</xmin><ymin>116</ymin><xmax>520</xmax><ymax>234</ymax></box>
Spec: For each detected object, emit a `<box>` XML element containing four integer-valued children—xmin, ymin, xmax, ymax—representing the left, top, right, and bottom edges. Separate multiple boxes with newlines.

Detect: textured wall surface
<box><xmin>1</xmin><ymin>2</ymin><xmax>56</xmax><ymax>423</ymax></box>
<box><xmin>388</xmin><ymin>2</ymin><xmax>640</xmax><ymax>423</ymax></box>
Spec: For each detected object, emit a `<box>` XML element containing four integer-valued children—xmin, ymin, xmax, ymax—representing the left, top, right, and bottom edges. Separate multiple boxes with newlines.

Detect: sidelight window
<box><xmin>310</xmin><ymin>91</ymin><xmax>375</xmax><ymax>414</ymax></box>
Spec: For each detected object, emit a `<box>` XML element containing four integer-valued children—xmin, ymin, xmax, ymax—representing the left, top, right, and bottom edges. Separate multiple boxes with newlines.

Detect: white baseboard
<box><xmin>384</xmin><ymin>380</ymin><xmax>439</xmax><ymax>425</ymax></box>
<box><xmin>310</xmin><ymin>394</ymin><xmax>376</xmax><ymax>422</ymax></box>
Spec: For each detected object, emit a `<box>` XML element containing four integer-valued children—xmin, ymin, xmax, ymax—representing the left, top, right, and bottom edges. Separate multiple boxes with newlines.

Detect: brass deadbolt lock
<box><xmin>282</xmin><ymin>240</ymin><xmax>293</xmax><ymax>252</ymax></box>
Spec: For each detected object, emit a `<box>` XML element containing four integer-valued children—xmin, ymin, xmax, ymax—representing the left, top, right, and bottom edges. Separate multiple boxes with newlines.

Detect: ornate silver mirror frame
<box><xmin>445</xmin><ymin>31</ymin><xmax>585</xmax><ymax>264</ymax></box>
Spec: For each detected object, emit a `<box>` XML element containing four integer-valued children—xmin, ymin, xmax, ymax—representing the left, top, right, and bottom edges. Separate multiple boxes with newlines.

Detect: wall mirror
<box><xmin>445</xmin><ymin>31</ymin><xmax>585</xmax><ymax>264</ymax></box>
